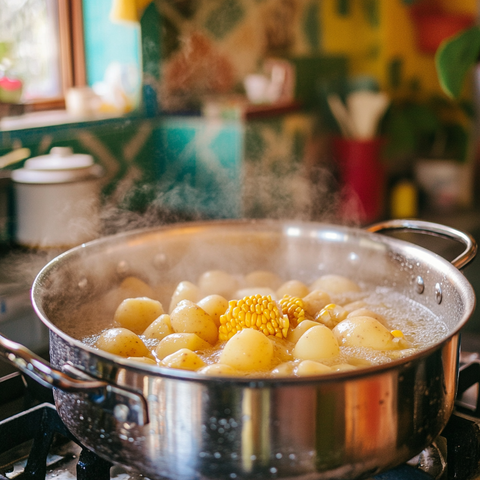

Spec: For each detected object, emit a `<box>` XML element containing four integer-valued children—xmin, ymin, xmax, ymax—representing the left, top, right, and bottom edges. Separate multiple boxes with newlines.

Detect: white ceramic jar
<box><xmin>11</xmin><ymin>147</ymin><xmax>103</xmax><ymax>249</ymax></box>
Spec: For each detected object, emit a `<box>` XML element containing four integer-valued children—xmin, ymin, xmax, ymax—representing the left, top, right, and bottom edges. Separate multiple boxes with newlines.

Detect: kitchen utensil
<box><xmin>327</xmin><ymin>94</ymin><xmax>358</xmax><ymax>138</ymax></box>
<box><xmin>0</xmin><ymin>218</ymin><xmax>476</xmax><ymax>480</ymax></box>
<box><xmin>346</xmin><ymin>91</ymin><xmax>390</xmax><ymax>140</ymax></box>
<box><xmin>11</xmin><ymin>146</ymin><xmax>103</xmax><ymax>249</ymax></box>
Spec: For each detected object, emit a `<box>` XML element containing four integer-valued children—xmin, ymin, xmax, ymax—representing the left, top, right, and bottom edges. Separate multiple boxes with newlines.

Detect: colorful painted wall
<box><xmin>154</xmin><ymin>0</ymin><xmax>477</xmax><ymax>109</ymax></box>
<box><xmin>320</xmin><ymin>0</ymin><xmax>477</xmax><ymax>100</ymax></box>
<box><xmin>1</xmin><ymin>0</ymin><xmax>478</xmax><ymax>247</ymax></box>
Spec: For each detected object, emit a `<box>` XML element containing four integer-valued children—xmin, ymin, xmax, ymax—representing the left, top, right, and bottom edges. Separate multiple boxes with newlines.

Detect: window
<box><xmin>0</xmin><ymin>0</ymin><xmax>85</xmax><ymax>110</ymax></box>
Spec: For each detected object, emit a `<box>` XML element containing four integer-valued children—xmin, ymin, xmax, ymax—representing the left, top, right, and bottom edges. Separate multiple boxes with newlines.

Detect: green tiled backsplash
<box><xmin>0</xmin><ymin>111</ymin><xmax>316</xmax><ymax>243</ymax></box>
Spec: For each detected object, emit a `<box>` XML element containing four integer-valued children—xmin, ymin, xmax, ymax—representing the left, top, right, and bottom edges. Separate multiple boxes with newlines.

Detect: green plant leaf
<box><xmin>435</xmin><ymin>26</ymin><xmax>480</xmax><ymax>99</ymax></box>
<box><xmin>405</xmin><ymin>103</ymin><xmax>440</xmax><ymax>134</ymax></box>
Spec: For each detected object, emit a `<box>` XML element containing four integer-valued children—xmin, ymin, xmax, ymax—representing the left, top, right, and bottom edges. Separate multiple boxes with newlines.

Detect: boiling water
<box><xmin>73</xmin><ymin>283</ymin><xmax>449</xmax><ymax>377</ymax></box>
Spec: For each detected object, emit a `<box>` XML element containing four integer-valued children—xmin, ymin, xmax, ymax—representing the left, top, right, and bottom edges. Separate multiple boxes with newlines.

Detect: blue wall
<box><xmin>82</xmin><ymin>0</ymin><xmax>142</xmax><ymax>86</ymax></box>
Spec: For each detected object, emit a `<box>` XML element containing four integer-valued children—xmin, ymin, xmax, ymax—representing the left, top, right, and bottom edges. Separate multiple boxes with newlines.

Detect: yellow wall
<box><xmin>320</xmin><ymin>0</ymin><xmax>477</xmax><ymax>100</ymax></box>
<box><xmin>321</xmin><ymin>1</ymin><xmax>382</xmax><ymax>81</ymax></box>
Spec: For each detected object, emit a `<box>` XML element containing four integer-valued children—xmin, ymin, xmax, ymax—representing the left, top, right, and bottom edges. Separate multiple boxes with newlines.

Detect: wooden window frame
<box><xmin>29</xmin><ymin>0</ymin><xmax>86</xmax><ymax>111</ymax></box>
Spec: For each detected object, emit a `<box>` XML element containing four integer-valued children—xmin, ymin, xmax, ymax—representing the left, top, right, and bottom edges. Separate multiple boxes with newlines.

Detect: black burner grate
<box><xmin>0</xmin><ymin>372</ymin><xmax>112</xmax><ymax>480</ymax></box>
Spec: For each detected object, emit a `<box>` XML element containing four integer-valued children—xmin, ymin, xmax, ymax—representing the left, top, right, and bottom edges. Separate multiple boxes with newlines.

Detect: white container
<box><xmin>65</xmin><ymin>87</ymin><xmax>101</xmax><ymax>117</ymax></box>
<box><xmin>414</xmin><ymin>159</ymin><xmax>464</xmax><ymax>211</ymax></box>
<box><xmin>11</xmin><ymin>147</ymin><xmax>103</xmax><ymax>249</ymax></box>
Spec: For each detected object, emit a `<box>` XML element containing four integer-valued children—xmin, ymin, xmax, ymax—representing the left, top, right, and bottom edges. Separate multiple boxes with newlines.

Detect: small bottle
<box><xmin>390</xmin><ymin>179</ymin><xmax>418</xmax><ymax>219</ymax></box>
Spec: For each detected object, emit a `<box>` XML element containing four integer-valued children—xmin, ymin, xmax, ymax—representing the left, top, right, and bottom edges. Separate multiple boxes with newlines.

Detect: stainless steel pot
<box><xmin>0</xmin><ymin>219</ymin><xmax>477</xmax><ymax>480</ymax></box>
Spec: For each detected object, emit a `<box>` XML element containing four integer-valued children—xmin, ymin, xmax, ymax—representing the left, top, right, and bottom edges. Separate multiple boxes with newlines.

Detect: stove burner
<box><xmin>0</xmin><ymin>371</ymin><xmax>113</xmax><ymax>480</ymax></box>
<box><xmin>0</xmin><ymin>402</ymin><xmax>112</xmax><ymax>480</ymax></box>
<box><xmin>3</xmin><ymin>358</ymin><xmax>480</xmax><ymax>480</ymax></box>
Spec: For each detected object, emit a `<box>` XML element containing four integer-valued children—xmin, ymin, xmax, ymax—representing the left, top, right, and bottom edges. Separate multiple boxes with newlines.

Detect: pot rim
<box><xmin>32</xmin><ymin>218</ymin><xmax>476</xmax><ymax>385</ymax></box>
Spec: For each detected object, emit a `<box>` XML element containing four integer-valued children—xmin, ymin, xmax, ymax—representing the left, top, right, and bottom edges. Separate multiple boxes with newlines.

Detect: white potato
<box><xmin>286</xmin><ymin>320</ymin><xmax>319</xmax><ymax>344</ymax></box>
<box><xmin>271</xmin><ymin>361</ymin><xmax>296</xmax><ymax>377</ymax></box>
<box><xmin>197</xmin><ymin>294</ymin><xmax>229</xmax><ymax>327</ymax></box>
<box><xmin>343</xmin><ymin>300</ymin><xmax>367</xmax><ymax>314</ymax></box>
<box><xmin>302</xmin><ymin>290</ymin><xmax>331</xmax><ymax>317</ymax></box>
<box><xmin>142</xmin><ymin>314</ymin><xmax>174</xmax><ymax>340</ymax></box>
<box><xmin>332</xmin><ymin>363</ymin><xmax>358</xmax><ymax>372</ymax></box>
<box><xmin>219</xmin><ymin>329</ymin><xmax>274</xmax><ymax>372</ymax></box>
<box><xmin>102</xmin><ymin>276</ymin><xmax>157</xmax><ymax>313</ymax></box>
<box><xmin>310</xmin><ymin>275</ymin><xmax>361</xmax><ymax>294</ymax></box>
<box><xmin>233</xmin><ymin>287</ymin><xmax>277</xmax><ymax>300</ymax></box>
<box><xmin>276</xmin><ymin>280</ymin><xmax>309</xmax><ymax>299</ymax></box>
<box><xmin>198</xmin><ymin>270</ymin><xmax>238</xmax><ymax>299</ymax></box>
<box><xmin>244</xmin><ymin>270</ymin><xmax>282</xmax><ymax>290</ymax></box>
<box><xmin>170</xmin><ymin>300</ymin><xmax>218</xmax><ymax>344</ymax></box>
<box><xmin>119</xmin><ymin>276</ymin><xmax>157</xmax><ymax>299</ymax></box>
<box><xmin>347</xmin><ymin>308</ymin><xmax>388</xmax><ymax>326</ymax></box>
<box><xmin>162</xmin><ymin>348</ymin><xmax>206</xmax><ymax>371</ymax></box>
<box><xmin>96</xmin><ymin>328</ymin><xmax>151</xmax><ymax>358</ymax></box>
<box><xmin>155</xmin><ymin>333</ymin><xmax>212</xmax><ymax>360</ymax></box>
<box><xmin>347</xmin><ymin>356</ymin><xmax>373</xmax><ymax>367</ymax></box>
<box><xmin>169</xmin><ymin>281</ymin><xmax>200</xmax><ymax>313</ymax></box>
<box><xmin>297</xmin><ymin>360</ymin><xmax>332</xmax><ymax>376</ymax></box>
<box><xmin>114</xmin><ymin>297</ymin><xmax>164</xmax><ymax>334</ymax></box>
<box><xmin>293</xmin><ymin>325</ymin><xmax>340</xmax><ymax>361</ymax></box>
<box><xmin>387</xmin><ymin>348</ymin><xmax>417</xmax><ymax>360</ymax></box>
<box><xmin>269</xmin><ymin>335</ymin><xmax>293</xmax><ymax>363</ymax></box>
<box><xmin>332</xmin><ymin>316</ymin><xmax>401</xmax><ymax>350</ymax></box>
<box><xmin>198</xmin><ymin>364</ymin><xmax>240</xmax><ymax>376</ymax></box>
<box><xmin>315</xmin><ymin>304</ymin><xmax>347</xmax><ymax>329</ymax></box>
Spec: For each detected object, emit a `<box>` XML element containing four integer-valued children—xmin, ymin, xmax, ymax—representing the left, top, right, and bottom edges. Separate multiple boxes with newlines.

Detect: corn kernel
<box><xmin>391</xmin><ymin>329</ymin><xmax>404</xmax><ymax>338</ymax></box>
<box><xmin>218</xmin><ymin>294</ymin><xmax>289</xmax><ymax>341</ymax></box>
<box><xmin>279</xmin><ymin>295</ymin><xmax>306</xmax><ymax>328</ymax></box>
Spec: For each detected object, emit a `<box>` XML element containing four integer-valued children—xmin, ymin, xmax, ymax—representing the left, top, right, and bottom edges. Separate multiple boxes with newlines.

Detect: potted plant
<box><xmin>435</xmin><ymin>25</ymin><xmax>480</xmax><ymax>100</ymax></box>
<box><xmin>381</xmin><ymin>91</ymin><xmax>474</xmax><ymax>212</ymax></box>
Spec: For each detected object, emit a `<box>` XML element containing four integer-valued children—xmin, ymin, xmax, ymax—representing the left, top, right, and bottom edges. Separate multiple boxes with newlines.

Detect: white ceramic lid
<box><xmin>11</xmin><ymin>147</ymin><xmax>103</xmax><ymax>184</ymax></box>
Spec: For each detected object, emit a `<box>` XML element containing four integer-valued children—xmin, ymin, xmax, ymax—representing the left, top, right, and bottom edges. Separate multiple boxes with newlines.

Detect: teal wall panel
<box><xmin>82</xmin><ymin>0</ymin><xmax>141</xmax><ymax>86</ymax></box>
<box><xmin>154</xmin><ymin>118</ymin><xmax>244</xmax><ymax>219</ymax></box>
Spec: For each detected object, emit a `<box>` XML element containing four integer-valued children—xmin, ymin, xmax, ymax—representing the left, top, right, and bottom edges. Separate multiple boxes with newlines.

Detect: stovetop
<box><xmin>2</xmin><ymin>347</ymin><xmax>480</xmax><ymax>480</ymax></box>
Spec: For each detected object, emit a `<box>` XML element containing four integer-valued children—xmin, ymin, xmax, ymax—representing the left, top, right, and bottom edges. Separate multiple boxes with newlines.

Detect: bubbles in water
<box><xmin>153</xmin><ymin>253</ymin><xmax>167</xmax><ymax>267</ymax></box>
<box><xmin>348</xmin><ymin>252</ymin><xmax>359</xmax><ymax>263</ymax></box>
<box><xmin>117</xmin><ymin>260</ymin><xmax>129</xmax><ymax>275</ymax></box>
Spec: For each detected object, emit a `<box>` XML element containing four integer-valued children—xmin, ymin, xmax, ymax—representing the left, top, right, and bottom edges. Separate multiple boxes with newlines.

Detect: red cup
<box><xmin>333</xmin><ymin>137</ymin><xmax>385</xmax><ymax>224</ymax></box>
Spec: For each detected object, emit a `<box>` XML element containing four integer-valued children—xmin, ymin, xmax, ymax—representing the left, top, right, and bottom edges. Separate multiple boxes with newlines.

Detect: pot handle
<box><xmin>366</xmin><ymin>219</ymin><xmax>477</xmax><ymax>270</ymax></box>
<box><xmin>0</xmin><ymin>333</ymin><xmax>149</xmax><ymax>425</ymax></box>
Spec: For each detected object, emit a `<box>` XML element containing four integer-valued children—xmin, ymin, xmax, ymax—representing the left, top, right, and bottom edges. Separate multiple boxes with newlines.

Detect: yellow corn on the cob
<box><xmin>279</xmin><ymin>294</ymin><xmax>306</xmax><ymax>327</ymax></box>
<box><xmin>219</xmin><ymin>294</ymin><xmax>289</xmax><ymax>341</ymax></box>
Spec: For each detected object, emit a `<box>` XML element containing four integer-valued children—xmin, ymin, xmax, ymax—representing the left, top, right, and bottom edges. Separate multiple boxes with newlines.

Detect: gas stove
<box><xmin>2</xmin><ymin>346</ymin><xmax>480</xmax><ymax>480</ymax></box>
